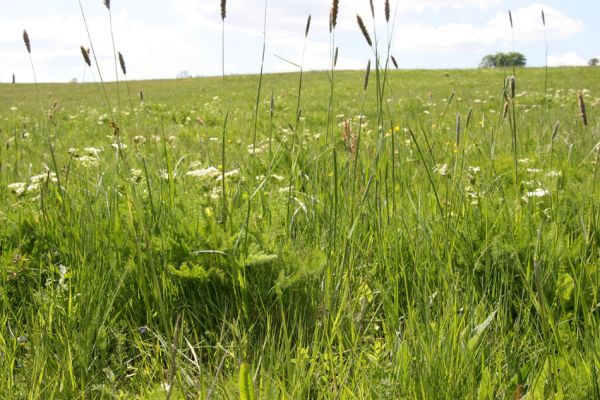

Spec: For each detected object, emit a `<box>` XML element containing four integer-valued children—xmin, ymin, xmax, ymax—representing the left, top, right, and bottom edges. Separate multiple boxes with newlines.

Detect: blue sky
<box><xmin>0</xmin><ymin>0</ymin><xmax>598</xmax><ymax>82</ymax></box>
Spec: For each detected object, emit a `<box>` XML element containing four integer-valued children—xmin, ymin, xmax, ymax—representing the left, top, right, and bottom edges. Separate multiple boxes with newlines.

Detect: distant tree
<box><xmin>479</xmin><ymin>52</ymin><xmax>527</xmax><ymax>68</ymax></box>
<box><xmin>176</xmin><ymin>70</ymin><xmax>191</xmax><ymax>79</ymax></box>
<box><xmin>479</xmin><ymin>54</ymin><xmax>497</xmax><ymax>68</ymax></box>
<box><xmin>589</xmin><ymin>58</ymin><xmax>599</xmax><ymax>67</ymax></box>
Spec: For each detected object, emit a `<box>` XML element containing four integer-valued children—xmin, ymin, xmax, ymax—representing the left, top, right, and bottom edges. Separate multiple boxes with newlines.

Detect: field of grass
<box><xmin>1</xmin><ymin>56</ymin><xmax>600</xmax><ymax>398</ymax></box>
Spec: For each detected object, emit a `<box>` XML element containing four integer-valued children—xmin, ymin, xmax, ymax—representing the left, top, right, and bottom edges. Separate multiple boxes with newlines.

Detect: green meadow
<box><xmin>1</xmin><ymin>63</ymin><xmax>600</xmax><ymax>398</ymax></box>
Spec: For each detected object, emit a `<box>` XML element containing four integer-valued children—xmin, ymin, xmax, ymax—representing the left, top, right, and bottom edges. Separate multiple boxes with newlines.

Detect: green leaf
<box><xmin>469</xmin><ymin>309</ymin><xmax>497</xmax><ymax>350</ymax></box>
<box><xmin>239</xmin><ymin>362</ymin><xmax>256</xmax><ymax>400</ymax></box>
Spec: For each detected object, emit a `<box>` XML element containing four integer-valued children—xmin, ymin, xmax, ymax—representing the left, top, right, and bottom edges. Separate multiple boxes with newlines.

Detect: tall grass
<box><xmin>1</xmin><ymin>2</ymin><xmax>599</xmax><ymax>399</ymax></box>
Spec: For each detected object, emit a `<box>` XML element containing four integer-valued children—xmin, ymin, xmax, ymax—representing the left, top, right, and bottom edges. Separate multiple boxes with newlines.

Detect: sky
<box><xmin>0</xmin><ymin>0</ymin><xmax>599</xmax><ymax>83</ymax></box>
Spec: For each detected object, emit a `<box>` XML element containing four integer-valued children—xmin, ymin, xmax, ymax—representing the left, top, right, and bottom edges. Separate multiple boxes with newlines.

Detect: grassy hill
<box><xmin>1</xmin><ymin>66</ymin><xmax>599</xmax><ymax>398</ymax></box>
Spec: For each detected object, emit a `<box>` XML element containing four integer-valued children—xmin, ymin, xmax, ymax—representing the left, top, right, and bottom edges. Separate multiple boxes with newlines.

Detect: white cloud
<box><xmin>547</xmin><ymin>52</ymin><xmax>587</xmax><ymax>66</ymax></box>
<box><xmin>394</xmin><ymin>3</ymin><xmax>583</xmax><ymax>52</ymax></box>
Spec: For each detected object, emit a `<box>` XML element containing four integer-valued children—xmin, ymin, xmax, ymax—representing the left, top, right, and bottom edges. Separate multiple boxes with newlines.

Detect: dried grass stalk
<box><xmin>364</xmin><ymin>59</ymin><xmax>371</xmax><ymax>91</ymax></box>
<box><xmin>356</xmin><ymin>15</ymin><xmax>372</xmax><ymax>47</ymax></box>
<box><xmin>578</xmin><ymin>91</ymin><xmax>588</xmax><ymax>126</ymax></box>
<box><xmin>369</xmin><ymin>0</ymin><xmax>374</xmax><ymax>18</ymax></box>
<box><xmin>385</xmin><ymin>0</ymin><xmax>390</xmax><ymax>22</ymax></box>
<box><xmin>331</xmin><ymin>0</ymin><xmax>339</xmax><ymax>30</ymax></box>
<box><xmin>118</xmin><ymin>51</ymin><xmax>127</xmax><ymax>75</ymax></box>
<box><xmin>23</xmin><ymin>30</ymin><xmax>31</xmax><ymax>54</ymax></box>
<box><xmin>541</xmin><ymin>10</ymin><xmax>546</xmax><ymax>27</ymax></box>
<box><xmin>80</xmin><ymin>45</ymin><xmax>91</xmax><ymax>67</ymax></box>
<box><xmin>509</xmin><ymin>75</ymin><xmax>516</xmax><ymax>99</ymax></box>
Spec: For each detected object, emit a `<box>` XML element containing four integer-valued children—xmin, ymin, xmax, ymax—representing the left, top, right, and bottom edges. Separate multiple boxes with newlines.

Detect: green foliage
<box><xmin>480</xmin><ymin>52</ymin><xmax>527</xmax><ymax>68</ymax></box>
<box><xmin>1</xmin><ymin>64</ymin><xmax>600</xmax><ymax>398</ymax></box>
<box><xmin>238</xmin><ymin>362</ymin><xmax>256</xmax><ymax>400</ymax></box>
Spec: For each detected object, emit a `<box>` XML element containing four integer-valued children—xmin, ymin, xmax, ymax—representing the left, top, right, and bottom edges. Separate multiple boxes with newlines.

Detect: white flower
<box><xmin>433</xmin><ymin>163</ymin><xmax>449</xmax><ymax>176</ymax></box>
<box><xmin>210</xmin><ymin>185</ymin><xmax>222</xmax><ymax>200</ymax></box>
<box><xmin>216</xmin><ymin>169</ymin><xmax>240</xmax><ymax>181</ymax></box>
<box><xmin>84</xmin><ymin>147</ymin><xmax>103</xmax><ymax>156</ymax></box>
<box><xmin>111</xmin><ymin>143</ymin><xmax>127</xmax><ymax>150</ymax></box>
<box><xmin>10</xmin><ymin>106</ymin><xmax>18</xmax><ymax>112</ymax></box>
<box><xmin>526</xmin><ymin>188</ymin><xmax>550</xmax><ymax>198</ymax></box>
<box><xmin>133</xmin><ymin>135</ymin><xmax>146</xmax><ymax>144</ymax></box>
<box><xmin>526</xmin><ymin>168</ymin><xmax>543</xmax><ymax>174</ymax></box>
<box><xmin>247</xmin><ymin>143</ymin><xmax>269</xmax><ymax>155</ymax></box>
<box><xmin>76</xmin><ymin>156</ymin><xmax>99</xmax><ymax>167</ymax></box>
<box><xmin>186</xmin><ymin>167</ymin><xmax>220</xmax><ymax>179</ymax></box>
<box><xmin>468</xmin><ymin>166</ymin><xmax>481</xmax><ymax>174</ymax></box>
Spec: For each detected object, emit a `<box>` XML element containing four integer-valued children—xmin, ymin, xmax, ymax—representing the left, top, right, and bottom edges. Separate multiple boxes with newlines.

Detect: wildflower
<box><xmin>433</xmin><ymin>163</ymin><xmax>450</xmax><ymax>176</ymax></box>
<box><xmin>215</xmin><ymin>169</ymin><xmax>240</xmax><ymax>181</ymax></box>
<box><xmin>210</xmin><ymin>185</ymin><xmax>222</xmax><ymax>200</ymax></box>
<box><xmin>526</xmin><ymin>188</ymin><xmax>550</xmax><ymax>198</ymax></box>
<box><xmin>111</xmin><ymin>143</ymin><xmax>127</xmax><ymax>150</ymax></box>
<box><xmin>84</xmin><ymin>147</ymin><xmax>103</xmax><ymax>156</ymax></box>
<box><xmin>133</xmin><ymin>135</ymin><xmax>146</xmax><ymax>144</ymax></box>
<box><xmin>247</xmin><ymin>143</ymin><xmax>269</xmax><ymax>155</ymax></box>
<box><xmin>185</xmin><ymin>167</ymin><xmax>220</xmax><ymax>179</ymax></box>
<box><xmin>75</xmin><ymin>156</ymin><xmax>99</xmax><ymax>167</ymax></box>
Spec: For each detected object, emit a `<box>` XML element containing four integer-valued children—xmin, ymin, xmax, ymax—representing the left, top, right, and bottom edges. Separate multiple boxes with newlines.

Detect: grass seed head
<box><xmin>118</xmin><ymin>51</ymin><xmax>127</xmax><ymax>75</ymax></box>
<box><xmin>364</xmin><ymin>59</ymin><xmax>371</xmax><ymax>91</ymax></box>
<box><xmin>509</xmin><ymin>75</ymin><xmax>516</xmax><ymax>99</ymax></box>
<box><xmin>220</xmin><ymin>0</ymin><xmax>226</xmax><ymax>20</ymax></box>
<box><xmin>12</xmin><ymin>73</ymin><xmax>15</xmax><ymax>84</ymax></box>
<box><xmin>103</xmin><ymin>0</ymin><xmax>110</xmax><ymax>10</ymax></box>
<box><xmin>390</xmin><ymin>55</ymin><xmax>398</xmax><ymax>69</ymax></box>
<box><xmin>80</xmin><ymin>45</ymin><xmax>91</xmax><ymax>67</ymax></box>
<box><xmin>23</xmin><ymin>30</ymin><xmax>31</xmax><ymax>54</ymax></box>
<box><xmin>552</xmin><ymin>121</ymin><xmax>560</xmax><ymax>141</ymax></box>
<box><xmin>369</xmin><ymin>0</ymin><xmax>374</xmax><ymax>18</ymax></box>
<box><xmin>541</xmin><ymin>10</ymin><xmax>546</xmax><ymax>26</ymax></box>
<box><xmin>305</xmin><ymin>15</ymin><xmax>312</xmax><ymax>37</ymax></box>
<box><xmin>578</xmin><ymin>91</ymin><xmax>588</xmax><ymax>126</ymax></box>
<box><xmin>356</xmin><ymin>15</ymin><xmax>373</xmax><ymax>47</ymax></box>
<box><xmin>385</xmin><ymin>0</ymin><xmax>390</xmax><ymax>22</ymax></box>
<box><xmin>509</xmin><ymin>10</ymin><xmax>513</xmax><ymax>28</ymax></box>
<box><xmin>331</xmin><ymin>0</ymin><xmax>339</xmax><ymax>30</ymax></box>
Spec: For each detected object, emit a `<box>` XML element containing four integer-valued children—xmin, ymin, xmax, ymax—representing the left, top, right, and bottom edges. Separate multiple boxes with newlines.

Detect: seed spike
<box><xmin>23</xmin><ymin>30</ymin><xmax>31</xmax><ymax>54</ymax></box>
<box><xmin>578</xmin><ymin>91</ymin><xmax>588</xmax><ymax>127</ymax></box>
<box><xmin>80</xmin><ymin>45</ymin><xmax>91</xmax><ymax>67</ymax></box>
<box><xmin>220</xmin><ymin>0</ymin><xmax>226</xmax><ymax>20</ymax></box>
<box><xmin>509</xmin><ymin>10</ymin><xmax>513</xmax><ymax>28</ymax></box>
<box><xmin>356</xmin><ymin>15</ymin><xmax>373</xmax><ymax>47</ymax></box>
<box><xmin>305</xmin><ymin>14</ymin><xmax>311</xmax><ymax>37</ymax></box>
<box><xmin>541</xmin><ymin>10</ymin><xmax>546</xmax><ymax>27</ymax></box>
<box><xmin>390</xmin><ymin>55</ymin><xmax>398</xmax><ymax>69</ymax></box>
<box><xmin>385</xmin><ymin>0</ymin><xmax>390</xmax><ymax>22</ymax></box>
<box><xmin>331</xmin><ymin>0</ymin><xmax>339</xmax><ymax>30</ymax></box>
<box><xmin>364</xmin><ymin>59</ymin><xmax>371</xmax><ymax>91</ymax></box>
<box><xmin>103</xmin><ymin>0</ymin><xmax>110</xmax><ymax>10</ymax></box>
<box><xmin>118</xmin><ymin>51</ymin><xmax>127</xmax><ymax>75</ymax></box>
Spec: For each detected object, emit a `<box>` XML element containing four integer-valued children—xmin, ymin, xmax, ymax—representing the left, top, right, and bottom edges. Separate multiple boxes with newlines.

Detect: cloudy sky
<box><xmin>1</xmin><ymin>0</ymin><xmax>598</xmax><ymax>83</ymax></box>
